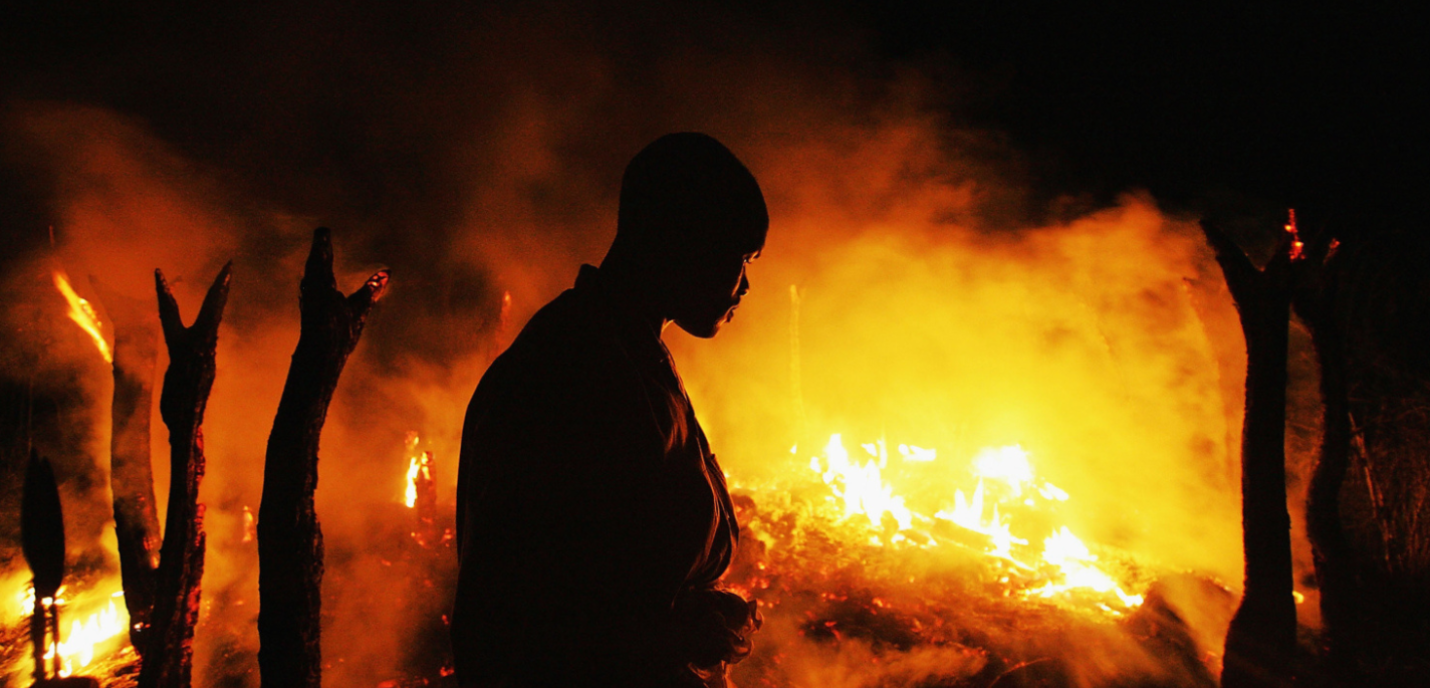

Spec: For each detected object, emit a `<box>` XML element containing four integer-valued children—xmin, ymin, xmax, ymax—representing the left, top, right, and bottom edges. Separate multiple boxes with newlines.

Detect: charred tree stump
<box><xmin>22</xmin><ymin>449</ymin><xmax>65</xmax><ymax>682</ymax></box>
<box><xmin>258</xmin><ymin>228</ymin><xmax>388</xmax><ymax>688</ymax></box>
<box><xmin>1291</xmin><ymin>236</ymin><xmax>1358</xmax><ymax>679</ymax></box>
<box><xmin>138</xmin><ymin>264</ymin><xmax>232</xmax><ymax>688</ymax></box>
<box><xmin>1201</xmin><ymin>220</ymin><xmax>1298</xmax><ymax>688</ymax></box>
<box><xmin>91</xmin><ymin>279</ymin><xmax>163</xmax><ymax>653</ymax></box>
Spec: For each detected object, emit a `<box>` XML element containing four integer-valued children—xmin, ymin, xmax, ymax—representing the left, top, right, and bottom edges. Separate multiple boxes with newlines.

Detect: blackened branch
<box><xmin>139</xmin><ymin>263</ymin><xmax>232</xmax><ymax>688</ymax></box>
<box><xmin>259</xmin><ymin>228</ymin><xmax>388</xmax><ymax>688</ymax></box>
<box><xmin>1290</xmin><ymin>231</ymin><xmax>1358</xmax><ymax>678</ymax></box>
<box><xmin>1200</xmin><ymin>220</ymin><xmax>1298</xmax><ymax>688</ymax></box>
<box><xmin>91</xmin><ymin>278</ymin><xmax>163</xmax><ymax>654</ymax></box>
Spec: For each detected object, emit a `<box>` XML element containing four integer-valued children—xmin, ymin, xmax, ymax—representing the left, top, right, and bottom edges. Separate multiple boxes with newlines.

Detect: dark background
<box><xmin>2</xmin><ymin>0</ymin><xmax>1425</xmax><ymax>253</ymax></box>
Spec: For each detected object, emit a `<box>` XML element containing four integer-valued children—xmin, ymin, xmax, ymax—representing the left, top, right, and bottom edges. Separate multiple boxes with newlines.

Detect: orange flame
<box><xmin>52</xmin><ymin>271</ymin><xmax>113</xmax><ymax>363</ymax></box>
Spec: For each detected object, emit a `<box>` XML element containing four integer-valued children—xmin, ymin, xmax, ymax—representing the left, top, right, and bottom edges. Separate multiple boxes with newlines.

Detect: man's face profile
<box><xmin>671</xmin><ymin>245</ymin><xmax>762</xmax><ymax>338</ymax></box>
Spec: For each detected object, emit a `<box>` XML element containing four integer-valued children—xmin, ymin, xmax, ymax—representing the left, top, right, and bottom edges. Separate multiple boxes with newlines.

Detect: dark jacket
<box><xmin>452</xmin><ymin>265</ymin><xmax>740</xmax><ymax>687</ymax></box>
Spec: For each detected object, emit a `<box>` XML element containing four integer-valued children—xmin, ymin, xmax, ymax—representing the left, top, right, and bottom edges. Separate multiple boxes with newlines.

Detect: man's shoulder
<box><xmin>460</xmin><ymin>284</ymin><xmax>651</xmax><ymax>465</ymax></box>
<box><xmin>501</xmin><ymin>287</ymin><xmax>612</xmax><ymax>368</ymax></box>
<box><xmin>472</xmin><ymin>287</ymin><xmax>625</xmax><ymax>403</ymax></box>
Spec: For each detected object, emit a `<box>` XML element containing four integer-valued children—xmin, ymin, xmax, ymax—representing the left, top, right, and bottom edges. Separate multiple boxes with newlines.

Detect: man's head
<box><xmin>604</xmin><ymin>133</ymin><xmax>768</xmax><ymax>338</ymax></box>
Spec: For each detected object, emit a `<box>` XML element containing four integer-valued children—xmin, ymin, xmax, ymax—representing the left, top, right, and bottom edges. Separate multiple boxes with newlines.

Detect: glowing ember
<box><xmin>52</xmin><ymin>271</ymin><xmax>113</xmax><ymax>364</ymax></box>
<box><xmin>242</xmin><ymin>505</ymin><xmax>256</xmax><ymax>543</ymax></box>
<box><xmin>808</xmin><ymin>433</ymin><xmax>1144</xmax><ymax>613</ymax></box>
<box><xmin>499</xmin><ymin>290</ymin><xmax>512</xmax><ymax>329</ymax></box>
<box><xmin>1285</xmin><ymin>208</ymin><xmax>1304</xmax><ymax>262</ymax></box>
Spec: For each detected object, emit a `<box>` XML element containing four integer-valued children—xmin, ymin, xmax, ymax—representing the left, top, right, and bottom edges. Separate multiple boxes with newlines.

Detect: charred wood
<box><xmin>138</xmin><ymin>264</ymin><xmax>232</xmax><ymax>688</ymax></box>
<box><xmin>258</xmin><ymin>228</ymin><xmax>388</xmax><ymax>688</ymax></box>
<box><xmin>91</xmin><ymin>278</ymin><xmax>163</xmax><ymax>653</ymax></box>
<box><xmin>31</xmin><ymin>585</ymin><xmax>45</xmax><ymax>682</ymax></box>
<box><xmin>33</xmin><ymin>679</ymin><xmax>102</xmax><ymax>688</ymax></box>
<box><xmin>22</xmin><ymin>448</ymin><xmax>65</xmax><ymax>682</ymax></box>
<box><xmin>1200</xmin><ymin>220</ymin><xmax>1298</xmax><ymax>688</ymax></box>
<box><xmin>1291</xmin><ymin>235</ymin><xmax>1358</xmax><ymax>679</ymax></box>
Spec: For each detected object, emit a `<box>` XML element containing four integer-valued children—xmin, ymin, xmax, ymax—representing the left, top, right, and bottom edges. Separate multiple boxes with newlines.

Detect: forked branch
<box><xmin>259</xmin><ymin>228</ymin><xmax>388</xmax><ymax>688</ymax></box>
<box><xmin>138</xmin><ymin>263</ymin><xmax>231</xmax><ymax>688</ymax></box>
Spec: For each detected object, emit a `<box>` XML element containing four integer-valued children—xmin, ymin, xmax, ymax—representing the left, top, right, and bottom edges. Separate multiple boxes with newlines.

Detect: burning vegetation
<box><xmin>0</xmin><ymin>149</ymin><xmax>1283</xmax><ymax>688</ymax></box>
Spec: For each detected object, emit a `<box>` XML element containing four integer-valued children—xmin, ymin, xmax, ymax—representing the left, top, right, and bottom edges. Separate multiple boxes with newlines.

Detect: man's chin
<box><xmin>674</xmin><ymin>305</ymin><xmax>738</xmax><ymax>339</ymax></box>
<box><xmin>675</xmin><ymin>321</ymin><xmax>720</xmax><ymax>338</ymax></box>
<box><xmin>674</xmin><ymin>317</ymin><xmax>724</xmax><ymax>339</ymax></box>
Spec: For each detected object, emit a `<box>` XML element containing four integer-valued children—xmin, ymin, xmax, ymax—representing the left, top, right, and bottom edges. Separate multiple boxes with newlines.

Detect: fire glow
<box><xmin>12</xmin><ymin>99</ymin><xmax>1253</xmax><ymax>686</ymax></box>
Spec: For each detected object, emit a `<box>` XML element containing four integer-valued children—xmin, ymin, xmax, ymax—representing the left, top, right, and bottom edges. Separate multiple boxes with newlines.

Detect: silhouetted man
<box><xmin>453</xmin><ymin>133</ymin><xmax>765</xmax><ymax>687</ymax></box>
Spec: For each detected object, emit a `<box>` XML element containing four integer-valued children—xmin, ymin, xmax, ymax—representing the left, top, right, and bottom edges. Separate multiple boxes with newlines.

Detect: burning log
<box><xmin>138</xmin><ymin>264</ymin><xmax>233</xmax><ymax>688</ymax></box>
<box><xmin>1289</xmin><ymin>229</ymin><xmax>1358</xmax><ymax>676</ymax></box>
<box><xmin>90</xmin><ymin>278</ymin><xmax>163</xmax><ymax>654</ymax></box>
<box><xmin>1199</xmin><ymin>220</ymin><xmax>1297</xmax><ymax>688</ymax></box>
<box><xmin>258</xmin><ymin>228</ymin><xmax>389</xmax><ymax>688</ymax></box>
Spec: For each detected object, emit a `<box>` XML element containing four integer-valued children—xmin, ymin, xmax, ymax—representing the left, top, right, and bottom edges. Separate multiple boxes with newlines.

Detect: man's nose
<box><xmin>737</xmin><ymin>272</ymin><xmax>750</xmax><ymax>297</ymax></box>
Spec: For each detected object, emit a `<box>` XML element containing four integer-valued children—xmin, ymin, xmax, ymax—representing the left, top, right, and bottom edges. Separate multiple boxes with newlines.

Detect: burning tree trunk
<box><xmin>90</xmin><ymin>279</ymin><xmax>163</xmax><ymax>653</ymax></box>
<box><xmin>259</xmin><ymin>228</ymin><xmax>389</xmax><ymax>688</ymax></box>
<box><xmin>138</xmin><ymin>264</ymin><xmax>232</xmax><ymax>688</ymax></box>
<box><xmin>1290</xmin><ymin>234</ymin><xmax>1358</xmax><ymax>677</ymax></box>
<box><xmin>1200</xmin><ymin>220</ymin><xmax>1298</xmax><ymax>688</ymax></box>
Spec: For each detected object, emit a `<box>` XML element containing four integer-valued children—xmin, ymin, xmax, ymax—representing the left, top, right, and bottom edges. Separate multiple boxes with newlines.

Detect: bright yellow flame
<box><xmin>972</xmin><ymin>445</ymin><xmax>1034</xmax><ymax>495</ymax></box>
<box><xmin>52</xmin><ymin>271</ymin><xmax>113</xmax><ymax>364</ymax></box>
<box><xmin>403</xmin><ymin>432</ymin><xmax>422</xmax><ymax>508</ymax></box>
<box><xmin>809</xmin><ymin>433</ymin><xmax>1144</xmax><ymax>613</ymax></box>
<box><xmin>1032</xmin><ymin>527</ymin><xmax>1145</xmax><ymax>608</ymax></box>
<box><xmin>45</xmin><ymin>597</ymin><xmax>127</xmax><ymax>676</ymax></box>
<box><xmin>897</xmin><ymin>443</ymin><xmax>937</xmax><ymax>462</ymax></box>
<box><xmin>814</xmin><ymin>434</ymin><xmax>913</xmax><ymax>530</ymax></box>
<box><xmin>15</xmin><ymin>585</ymin><xmax>36</xmax><ymax>618</ymax></box>
<box><xmin>405</xmin><ymin>456</ymin><xmax>421</xmax><ymax>509</ymax></box>
<box><xmin>935</xmin><ymin>480</ymin><xmax>1026</xmax><ymax>558</ymax></box>
<box><xmin>16</xmin><ymin>586</ymin><xmax>130</xmax><ymax>678</ymax></box>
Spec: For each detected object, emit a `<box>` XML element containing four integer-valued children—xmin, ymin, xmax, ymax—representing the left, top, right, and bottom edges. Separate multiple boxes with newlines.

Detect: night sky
<box><xmin>867</xmin><ymin>3</ymin><xmax>1427</xmax><ymax>222</ymax></box>
<box><xmin>3</xmin><ymin>1</ymin><xmax>1425</xmax><ymax>251</ymax></box>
